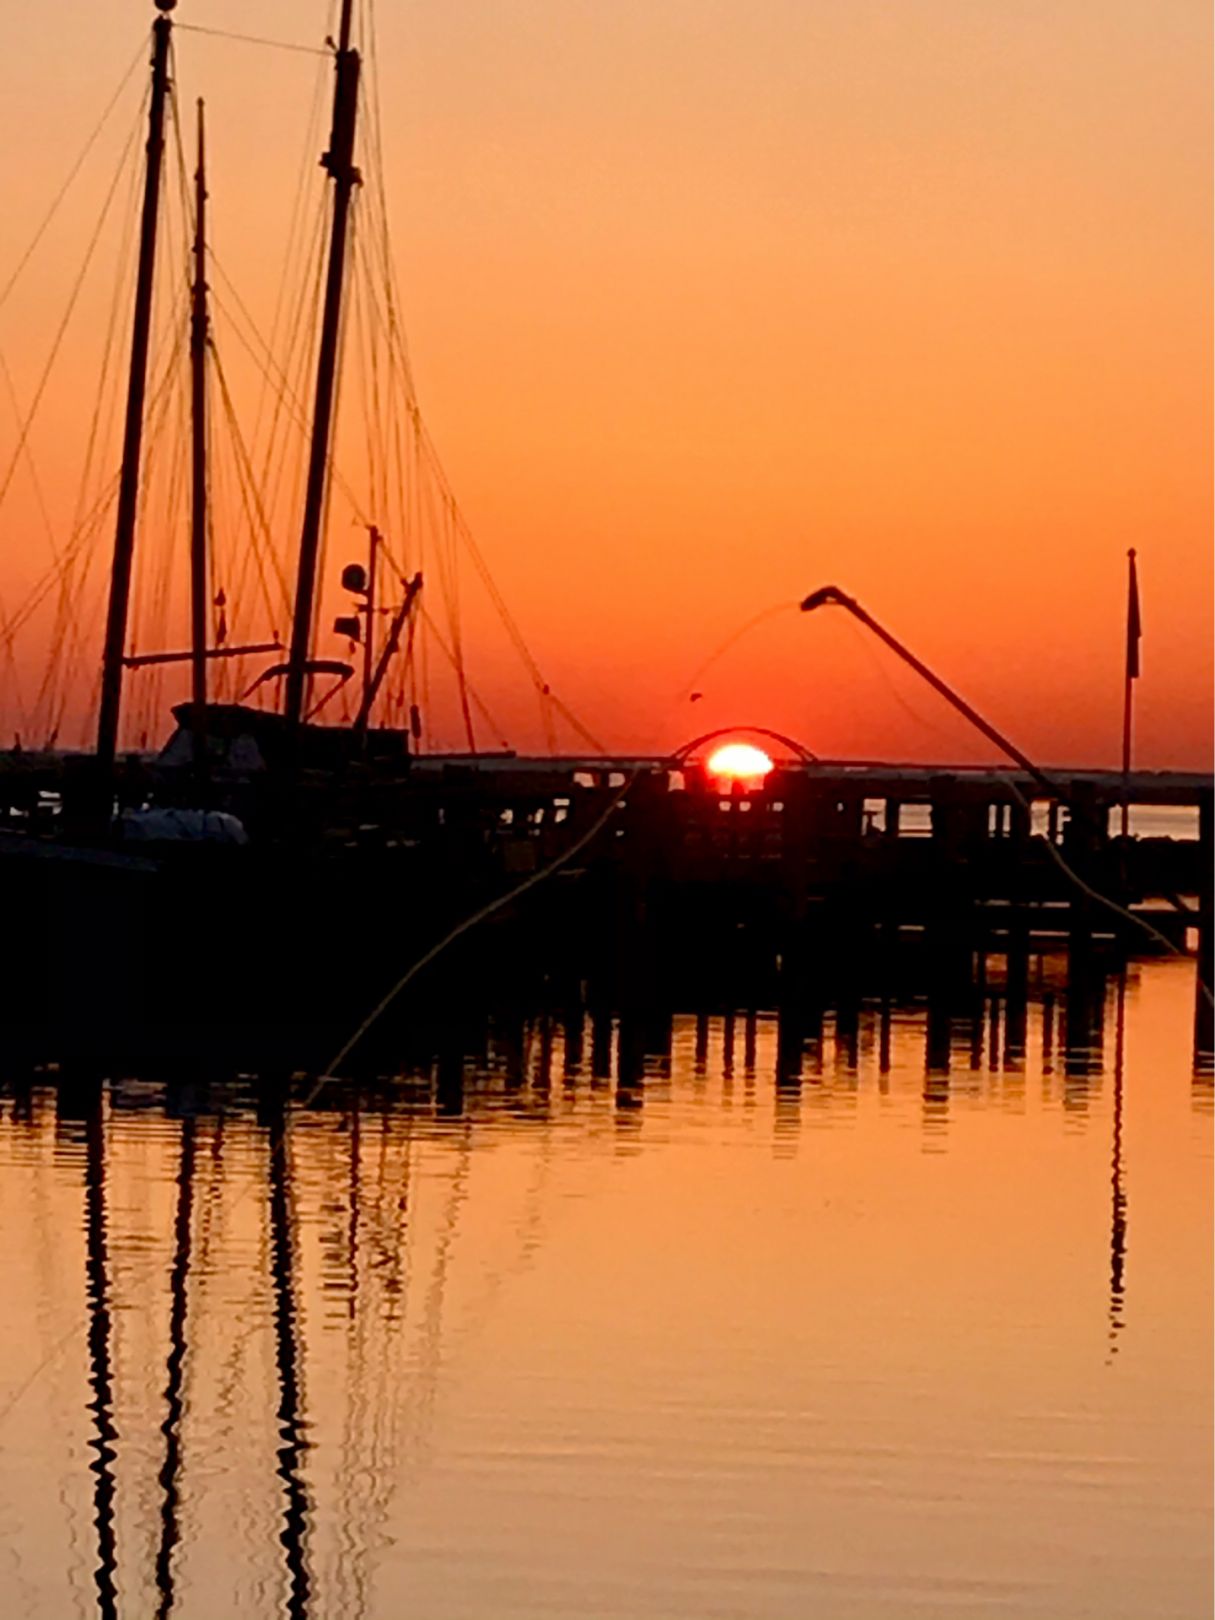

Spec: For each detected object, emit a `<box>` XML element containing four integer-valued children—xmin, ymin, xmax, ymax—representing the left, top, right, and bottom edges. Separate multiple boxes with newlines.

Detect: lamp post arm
<box><xmin>800</xmin><ymin>584</ymin><xmax>1061</xmax><ymax>800</ymax></box>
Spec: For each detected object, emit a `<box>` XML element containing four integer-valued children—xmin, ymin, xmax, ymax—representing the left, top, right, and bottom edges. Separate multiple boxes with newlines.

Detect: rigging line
<box><xmin>0</xmin><ymin>37</ymin><xmax>146</xmax><ymax>314</ymax></box>
<box><xmin>1</xmin><ymin>317</ymin><xmax>186</xmax><ymax>660</ymax></box>
<box><xmin>133</xmin><ymin>335</ymin><xmax>189</xmax><ymax>677</ymax></box>
<box><xmin>62</xmin><ymin>135</ymin><xmax>143</xmax><ymax>555</ymax></box>
<box><xmin>416</xmin><ymin>603</ymin><xmax>510</xmax><ymax>746</ymax></box>
<box><xmin>2</xmin><ymin>350</ymin><xmax>82</xmax><ymax>718</ymax></box>
<box><xmin>350</xmin><ymin>230</ymin><xmax>380</xmax><ymax>525</ymax></box>
<box><xmin>367</xmin><ymin>526</ymin><xmax>467</xmax><ymax>740</ymax></box>
<box><xmin>166</xmin><ymin>64</ymin><xmax>198</xmax><ymax>284</ymax></box>
<box><xmin>434</xmin><ymin>489</ymin><xmax>476</xmax><ymax>753</ymax></box>
<box><xmin>1001</xmin><ymin>776</ymin><xmax>1214</xmax><ymax>1008</ymax></box>
<box><xmin>207</xmin><ymin>259</ymin><xmax>371</xmax><ymax>526</ymax></box>
<box><xmin>354</xmin><ymin>233</ymin><xmax>388</xmax><ymax>521</ymax></box>
<box><xmin>674</xmin><ymin>602</ymin><xmax>798</xmax><ymax>701</ymax></box>
<box><xmin>0</xmin><ymin>99</ymin><xmax>144</xmax><ymax>522</ymax></box>
<box><xmin>46</xmin><ymin>540</ymin><xmax>106</xmax><ymax>745</ymax></box>
<box><xmin>239</xmin><ymin>197</ymin><xmax>329</xmax><ymax>541</ymax></box>
<box><xmin>125</xmin><ymin>341</ymin><xmax>173</xmax><ymax>701</ymax></box>
<box><xmin>355</xmin><ymin>201</ymin><xmax>569</xmax><ymax>737</ymax></box>
<box><xmin>838</xmin><ymin>609</ymin><xmax>953</xmax><ymax>739</ymax></box>
<box><xmin>356</xmin><ymin>130</ymin><xmax>417</xmax><ymax>396</ymax></box>
<box><xmin>166</xmin><ymin>47</ymin><xmax>188</xmax><ymax>198</ymax></box>
<box><xmin>547</xmin><ymin>693</ymin><xmax>607</xmax><ymax>755</ymax></box>
<box><xmin>387</xmin><ymin>351</ymin><xmax>411</xmax><ymax>570</ymax></box>
<box><xmin>0</xmin><ymin>478</ymin><xmax>120</xmax><ymax>650</ymax></box>
<box><xmin>213</xmin><ymin>450</ymin><xmax>266</xmax><ymax>660</ymax></box>
<box><xmin>174</xmin><ymin>22</ymin><xmax>328</xmax><ymax>57</ymax></box>
<box><xmin>208</xmin><ymin>273</ymin><xmax>322</xmax><ymax>520</ymax></box>
<box><xmin>218</xmin><ymin>458</ymin><xmax>273</xmax><ymax>667</ymax></box>
<box><xmin>45</xmin><ymin>122</ymin><xmax>142</xmax><ymax>698</ymax></box>
<box><xmin>52</xmin><ymin>276</ymin><xmax>185</xmax><ymax>574</ymax></box>
<box><xmin>410</xmin><ymin>445</ymin><xmax>526</xmax><ymax>688</ymax></box>
<box><xmin>350</xmin><ymin>180</ymin><xmax>414</xmax><ymax>401</ymax></box>
<box><xmin>415</xmin><ymin>418</ymin><xmax>554</xmax><ymax>691</ymax></box>
<box><xmin>350</xmin><ymin>78</ymin><xmax>595</xmax><ymax>746</ymax></box>
<box><xmin>230</xmin><ymin>137</ymin><xmax>326</xmax><ymax>632</ymax></box>
<box><xmin>215</xmin><ymin>408</ymin><xmax>288</xmax><ymax>648</ymax></box>
<box><xmin>420</xmin><ymin>441</ymin><xmax>529</xmax><ymax>680</ymax></box>
<box><xmin>411</xmin><ymin>418</ymin><xmax>430</xmax><ymax>724</ymax></box>
<box><xmin>210</xmin><ymin>343</ymin><xmax>292</xmax><ymax>619</ymax></box>
<box><xmin>353</xmin><ymin>231</ymin><xmax>412</xmax><ymax>549</ymax></box>
<box><xmin>0</xmin><ymin>354</ymin><xmax>62</xmax><ymax>723</ymax></box>
<box><xmin>129</xmin><ymin>92</ymin><xmax>194</xmax><ymax>714</ymax></box>
<box><xmin>353</xmin><ymin>189</ymin><xmax>569</xmax><ymax>708</ymax></box>
<box><xmin>540</xmin><ymin>692</ymin><xmax>558</xmax><ymax>757</ymax></box>
<box><xmin>251</xmin><ymin>46</ymin><xmax>330</xmax><ymax>448</ymax></box>
<box><xmin>311</xmin><ymin>770</ymin><xmax>644</xmax><ymax>1089</ymax></box>
<box><xmin>29</xmin><ymin>137</ymin><xmax>136</xmax><ymax>735</ymax></box>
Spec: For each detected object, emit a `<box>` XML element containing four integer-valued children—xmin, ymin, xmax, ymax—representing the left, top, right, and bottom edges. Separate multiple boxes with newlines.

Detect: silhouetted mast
<box><xmin>95</xmin><ymin>1</ymin><xmax>175</xmax><ymax>780</ymax></box>
<box><xmin>361</xmin><ymin>525</ymin><xmax>379</xmax><ymax>731</ymax></box>
<box><xmin>284</xmin><ymin>0</ymin><xmax>361</xmax><ymax>730</ymax></box>
<box><xmin>352</xmin><ymin>570</ymin><xmax>423</xmax><ymax>737</ymax></box>
<box><xmin>189</xmin><ymin>99</ymin><xmax>209</xmax><ymax>770</ymax></box>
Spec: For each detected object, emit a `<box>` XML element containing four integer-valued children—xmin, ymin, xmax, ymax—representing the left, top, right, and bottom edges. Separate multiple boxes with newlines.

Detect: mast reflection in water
<box><xmin>0</xmin><ymin>952</ymin><xmax>1209</xmax><ymax>1620</ymax></box>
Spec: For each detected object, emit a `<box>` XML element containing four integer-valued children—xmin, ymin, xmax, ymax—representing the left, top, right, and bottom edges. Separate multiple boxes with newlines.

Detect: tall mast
<box><xmin>95</xmin><ymin>2</ymin><xmax>175</xmax><ymax>779</ymax></box>
<box><xmin>283</xmin><ymin>0</ymin><xmax>361</xmax><ymax>730</ymax></box>
<box><xmin>189</xmin><ymin>98</ymin><xmax>209</xmax><ymax>770</ymax></box>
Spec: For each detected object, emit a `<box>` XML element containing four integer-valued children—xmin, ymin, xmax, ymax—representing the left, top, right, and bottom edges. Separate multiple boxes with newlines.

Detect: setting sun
<box><xmin>706</xmin><ymin>742</ymin><xmax>774</xmax><ymax>781</ymax></box>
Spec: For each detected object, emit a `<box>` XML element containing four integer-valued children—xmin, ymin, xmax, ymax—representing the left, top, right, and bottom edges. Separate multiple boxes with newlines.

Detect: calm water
<box><xmin>0</xmin><ymin>958</ymin><xmax>1210</xmax><ymax>1619</ymax></box>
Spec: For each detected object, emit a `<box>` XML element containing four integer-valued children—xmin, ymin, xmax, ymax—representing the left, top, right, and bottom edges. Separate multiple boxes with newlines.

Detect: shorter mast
<box><xmin>362</xmin><ymin>526</ymin><xmax>379</xmax><ymax>725</ymax></box>
<box><xmin>352</xmin><ymin>572</ymin><xmax>422</xmax><ymax>737</ymax></box>
<box><xmin>189</xmin><ymin>98</ymin><xmax>209</xmax><ymax>770</ymax></box>
<box><xmin>96</xmin><ymin>2</ymin><xmax>175</xmax><ymax>780</ymax></box>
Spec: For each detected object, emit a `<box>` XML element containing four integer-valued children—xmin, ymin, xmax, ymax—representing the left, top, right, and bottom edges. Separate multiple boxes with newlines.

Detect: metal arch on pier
<box><xmin>671</xmin><ymin>726</ymin><xmax>819</xmax><ymax>765</ymax></box>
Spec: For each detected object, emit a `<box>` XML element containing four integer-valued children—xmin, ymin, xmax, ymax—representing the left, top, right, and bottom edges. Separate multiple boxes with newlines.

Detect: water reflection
<box><xmin>81</xmin><ymin>1083</ymin><xmax>118</xmax><ymax>1620</ymax></box>
<box><xmin>264</xmin><ymin>1090</ymin><xmax>311</xmax><ymax>1620</ymax></box>
<box><xmin>0</xmin><ymin>947</ymin><xmax>1208</xmax><ymax>1620</ymax></box>
<box><xmin>152</xmin><ymin>1114</ymin><xmax>195</xmax><ymax>1618</ymax></box>
<box><xmin>1108</xmin><ymin>974</ymin><xmax>1128</xmax><ymax>1362</ymax></box>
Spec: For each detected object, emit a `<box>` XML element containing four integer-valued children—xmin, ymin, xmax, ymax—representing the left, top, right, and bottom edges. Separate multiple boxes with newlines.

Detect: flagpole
<box><xmin>1120</xmin><ymin>547</ymin><xmax>1140</xmax><ymax>847</ymax></box>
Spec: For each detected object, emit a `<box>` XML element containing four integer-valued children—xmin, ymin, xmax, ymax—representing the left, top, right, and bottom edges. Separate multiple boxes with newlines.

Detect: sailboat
<box><xmin>91</xmin><ymin>0</ymin><xmax>424</xmax><ymax>837</ymax></box>
<box><xmin>0</xmin><ymin>0</ymin><xmax>524</xmax><ymax>1055</ymax></box>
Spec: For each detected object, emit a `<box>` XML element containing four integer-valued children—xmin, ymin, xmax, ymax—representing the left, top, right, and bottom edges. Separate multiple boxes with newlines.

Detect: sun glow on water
<box><xmin>706</xmin><ymin>742</ymin><xmax>774</xmax><ymax>781</ymax></box>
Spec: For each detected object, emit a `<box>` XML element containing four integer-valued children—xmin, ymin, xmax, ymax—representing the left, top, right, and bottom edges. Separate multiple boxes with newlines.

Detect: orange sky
<box><xmin>0</xmin><ymin>0</ymin><xmax>1209</xmax><ymax>764</ymax></box>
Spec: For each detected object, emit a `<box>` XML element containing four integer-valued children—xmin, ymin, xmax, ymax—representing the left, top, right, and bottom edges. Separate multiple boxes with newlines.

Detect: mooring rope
<box><xmin>1001</xmin><ymin>777</ymin><xmax>1213</xmax><ymax>1008</ymax></box>
<box><xmin>307</xmin><ymin>768</ymin><xmax>645</xmax><ymax>1096</ymax></box>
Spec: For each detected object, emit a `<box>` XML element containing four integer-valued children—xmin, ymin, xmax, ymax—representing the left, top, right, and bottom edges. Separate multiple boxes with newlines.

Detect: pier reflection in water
<box><xmin>0</xmin><ymin>955</ymin><xmax>1209</xmax><ymax>1620</ymax></box>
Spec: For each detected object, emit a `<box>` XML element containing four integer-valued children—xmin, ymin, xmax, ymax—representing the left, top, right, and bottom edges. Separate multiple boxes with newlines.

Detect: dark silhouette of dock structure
<box><xmin>0</xmin><ymin>750</ymin><xmax>1207</xmax><ymax>1071</ymax></box>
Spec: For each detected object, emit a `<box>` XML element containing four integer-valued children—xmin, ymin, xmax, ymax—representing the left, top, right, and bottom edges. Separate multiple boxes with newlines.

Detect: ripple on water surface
<box><xmin>0</xmin><ymin>958</ymin><xmax>1209</xmax><ymax>1619</ymax></box>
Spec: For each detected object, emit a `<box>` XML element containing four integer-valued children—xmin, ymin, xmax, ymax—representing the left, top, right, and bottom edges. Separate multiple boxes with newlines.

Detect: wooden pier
<box><xmin>0</xmin><ymin>749</ymin><xmax>1206</xmax><ymax>1068</ymax></box>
